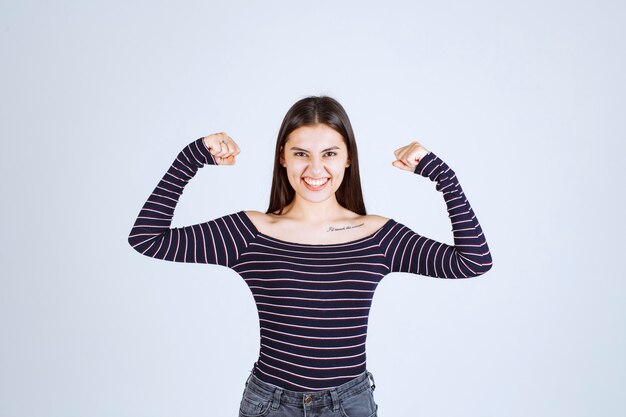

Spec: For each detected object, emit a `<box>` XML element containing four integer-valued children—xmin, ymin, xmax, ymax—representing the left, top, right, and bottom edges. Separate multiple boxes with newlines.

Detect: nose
<box><xmin>309</xmin><ymin>157</ymin><xmax>325</xmax><ymax>175</ymax></box>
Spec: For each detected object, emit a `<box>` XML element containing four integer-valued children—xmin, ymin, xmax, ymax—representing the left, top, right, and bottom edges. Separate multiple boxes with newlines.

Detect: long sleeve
<box><xmin>380</xmin><ymin>151</ymin><xmax>493</xmax><ymax>278</ymax></box>
<box><xmin>127</xmin><ymin>137</ymin><xmax>255</xmax><ymax>268</ymax></box>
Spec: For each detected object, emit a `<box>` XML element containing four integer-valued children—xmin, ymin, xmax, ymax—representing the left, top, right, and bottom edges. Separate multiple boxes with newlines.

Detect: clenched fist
<box><xmin>392</xmin><ymin>140</ymin><xmax>430</xmax><ymax>171</ymax></box>
<box><xmin>203</xmin><ymin>132</ymin><xmax>241</xmax><ymax>165</ymax></box>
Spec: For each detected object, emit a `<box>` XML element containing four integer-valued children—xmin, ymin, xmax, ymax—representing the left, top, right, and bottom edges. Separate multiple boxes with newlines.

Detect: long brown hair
<box><xmin>266</xmin><ymin>95</ymin><xmax>366</xmax><ymax>215</ymax></box>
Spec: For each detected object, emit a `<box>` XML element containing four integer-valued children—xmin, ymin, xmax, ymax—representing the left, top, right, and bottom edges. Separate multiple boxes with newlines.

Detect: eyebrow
<box><xmin>289</xmin><ymin>146</ymin><xmax>340</xmax><ymax>152</ymax></box>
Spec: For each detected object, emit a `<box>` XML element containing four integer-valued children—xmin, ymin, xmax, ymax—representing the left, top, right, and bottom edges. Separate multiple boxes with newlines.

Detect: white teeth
<box><xmin>303</xmin><ymin>177</ymin><xmax>328</xmax><ymax>186</ymax></box>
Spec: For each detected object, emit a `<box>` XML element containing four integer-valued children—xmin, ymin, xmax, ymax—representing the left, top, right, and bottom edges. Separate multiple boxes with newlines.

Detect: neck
<box><xmin>279</xmin><ymin>195</ymin><xmax>346</xmax><ymax>223</ymax></box>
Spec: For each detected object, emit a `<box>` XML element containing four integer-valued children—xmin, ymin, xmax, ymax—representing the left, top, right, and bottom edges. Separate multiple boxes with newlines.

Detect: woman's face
<box><xmin>280</xmin><ymin>124</ymin><xmax>351</xmax><ymax>204</ymax></box>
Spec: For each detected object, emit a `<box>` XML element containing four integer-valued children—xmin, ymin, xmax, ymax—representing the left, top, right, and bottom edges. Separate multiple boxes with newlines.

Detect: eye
<box><xmin>324</xmin><ymin>151</ymin><xmax>337</xmax><ymax>157</ymax></box>
<box><xmin>294</xmin><ymin>152</ymin><xmax>307</xmax><ymax>157</ymax></box>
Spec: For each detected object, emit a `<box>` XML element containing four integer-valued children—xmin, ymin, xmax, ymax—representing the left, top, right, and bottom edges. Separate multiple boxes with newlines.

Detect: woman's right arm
<box><xmin>127</xmin><ymin>134</ymin><xmax>251</xmax><ymax>267</ymax></box>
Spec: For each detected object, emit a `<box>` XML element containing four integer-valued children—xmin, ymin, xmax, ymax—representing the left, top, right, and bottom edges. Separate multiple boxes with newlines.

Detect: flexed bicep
<box><xmin>383</xmin><ymin>223</ymin><xmax>489</xmax><ymax>278</ymax></box>
<box><xmin>129</xmin><ymin>214</ymin><xmax>252</xmax><ymax>267</ymax></box>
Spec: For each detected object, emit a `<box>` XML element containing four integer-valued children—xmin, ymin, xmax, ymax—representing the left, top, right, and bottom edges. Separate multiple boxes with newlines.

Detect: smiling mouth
<box><xmin>302</xmin><ymin>177</ymin><xmax>329</xmax><ymax>190</ymax></box>
<box><xmin>303</xmin><ymin>177</ymin><xmax>329</xmax><ymax>185</ymax></box>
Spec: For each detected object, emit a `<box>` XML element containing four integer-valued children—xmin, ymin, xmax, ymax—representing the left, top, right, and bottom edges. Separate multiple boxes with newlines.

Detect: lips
<box><xmin>302</xmin><ymin>177</ymin><xmax>329</xmax><ymax>191</ymax></box>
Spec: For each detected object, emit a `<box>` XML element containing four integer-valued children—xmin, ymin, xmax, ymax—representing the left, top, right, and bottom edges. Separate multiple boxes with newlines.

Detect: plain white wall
<box><xmin>1</xmin><ymin>1</ymin><xmax>624</xmax><ymax>416</ymax></box>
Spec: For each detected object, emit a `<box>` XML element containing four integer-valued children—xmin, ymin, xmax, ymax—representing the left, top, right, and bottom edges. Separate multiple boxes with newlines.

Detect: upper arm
<box><xmin>382</xmin><ymin>222</ymin><xmax>491</xmax><ymax>278</ymax></box>
<box><xmin>128</xmin><ymin>212</ymin><xmax>255</xmax><ymax>268</ymax></box>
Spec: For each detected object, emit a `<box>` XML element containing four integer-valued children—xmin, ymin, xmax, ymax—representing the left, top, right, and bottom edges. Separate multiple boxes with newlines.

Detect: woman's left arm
<box><xmin>382</xmin><ymin>143</ymin><xmax>493</xmax><ymax>278</ymax></box>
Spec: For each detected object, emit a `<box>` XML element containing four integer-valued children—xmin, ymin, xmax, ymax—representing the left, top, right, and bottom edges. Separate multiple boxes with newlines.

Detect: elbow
<box><xmin>458</xmin><ymin>252</ymin><xmax>493</xmax><ymax>278</ymax></box>
<box><xmin>473</xmin><ymin>261</ymin><xmax>493</xmax><ymax>277</ymax></box>
<box><xmin>128</xmin><ymin>234</ymin><xmax>141</xmax><ymax>255</ymax></box>
<box><xmin>471</xmin><ymin>255</ymin><xmax>493</xmax><ymax>277</ymax></box>
<box><xmin>128</xmin><ymin>231</ymin><xmax>149</xmax><ymax>256</ymax></box>
<box><xmin>128</xmin><ymin>229</ymin><xmax>167</xmax><ymax>259</ymax></box>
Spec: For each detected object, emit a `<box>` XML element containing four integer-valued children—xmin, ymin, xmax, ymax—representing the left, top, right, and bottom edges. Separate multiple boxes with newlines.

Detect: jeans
<box><xmin>238</xmin><ymin>369</ymin><xmax>379</xmax><ymax>417</ymax></box>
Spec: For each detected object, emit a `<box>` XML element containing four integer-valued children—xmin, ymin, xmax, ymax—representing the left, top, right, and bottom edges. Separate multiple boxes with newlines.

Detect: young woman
<box><xmin>128</xmin><ymin>96</ymin><xmax>493</xmax><ymax>417</ymax></box>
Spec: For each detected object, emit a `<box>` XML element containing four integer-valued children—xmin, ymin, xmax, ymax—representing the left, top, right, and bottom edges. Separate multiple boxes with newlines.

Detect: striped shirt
<box><xmin>128</xmin><ymin>137</ymin><xmax>493</xmax><ymax>391</ymax></box>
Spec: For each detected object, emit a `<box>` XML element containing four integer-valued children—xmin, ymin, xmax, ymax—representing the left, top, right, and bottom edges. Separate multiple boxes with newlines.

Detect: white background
<box><xmin>1</xmin><ymin>1</ymin><xmax>624</xmax><ymax>416</ymax></box>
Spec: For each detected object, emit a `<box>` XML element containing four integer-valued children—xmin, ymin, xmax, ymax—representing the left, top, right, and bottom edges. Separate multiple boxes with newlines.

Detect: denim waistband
<box><xmin>244</xmin><ymin>369</ymin><xmax>376</xmax><ymax>408</ymax></box>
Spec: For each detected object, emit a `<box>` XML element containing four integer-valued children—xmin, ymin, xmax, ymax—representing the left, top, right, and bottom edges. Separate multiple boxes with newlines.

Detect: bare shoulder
<box><xmin>358</xmin><ymin>214</ymin><xmax>390</xmax><ymax>231</ymax></box>
<box><xmin>243</xmin><ymin>210</ymin><xmax>271</xmax><ymax>225</ymax></box>
<box><xmin>244</xmin><ymin>210</ymin><xmax>294</xmax><ymax>237</ymax></box>
<box><xmin>243</xmin><ymin>209</ymin><xmax>264</xmax><ymax>219</ymax></box>
<box><xmin>361</xmin><ymin>213</ymin><xmax>390</xmax><ymax>224</ymax></box>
